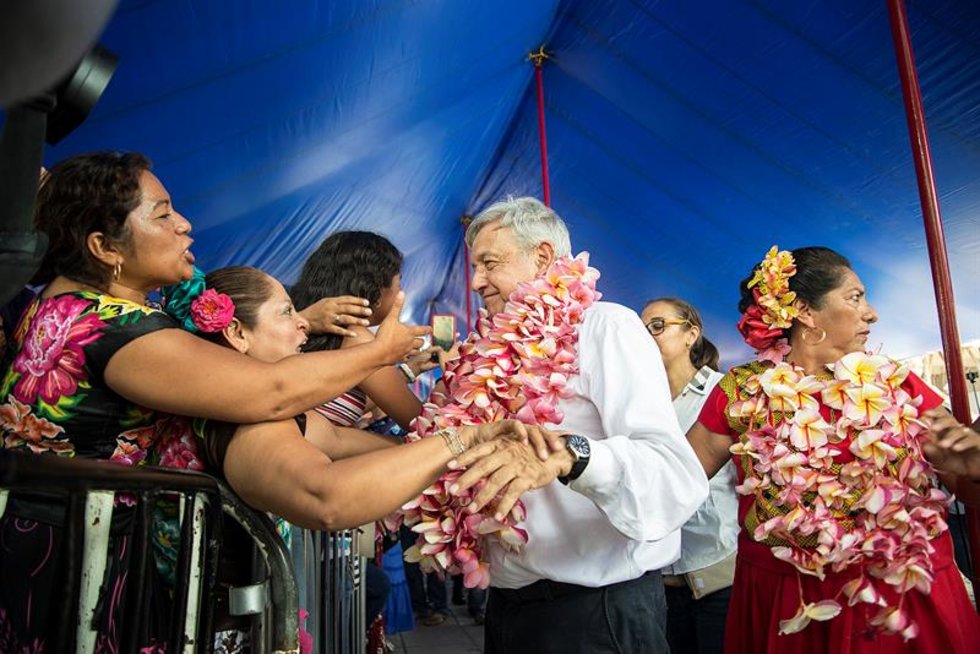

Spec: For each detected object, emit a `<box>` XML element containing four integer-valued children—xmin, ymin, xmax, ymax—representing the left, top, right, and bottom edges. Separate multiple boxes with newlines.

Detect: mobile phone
<box><xmin>431</xmin><ymin>314</ymin><xmax>456</xmax><ymax>352</ymax></box>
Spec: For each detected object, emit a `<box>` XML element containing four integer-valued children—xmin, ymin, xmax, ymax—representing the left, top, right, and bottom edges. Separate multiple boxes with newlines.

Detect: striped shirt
<box><xmin>314</xmin><ymin>388</ymin><xmax>369</xmax><ymax>427</ymax></box>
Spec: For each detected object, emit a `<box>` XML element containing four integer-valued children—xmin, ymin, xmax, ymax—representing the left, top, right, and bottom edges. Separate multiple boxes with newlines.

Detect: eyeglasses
<box><xmin>645</xmin><ymin>317</ymin><xmax>690</xmax><ymax>336</ymax></box>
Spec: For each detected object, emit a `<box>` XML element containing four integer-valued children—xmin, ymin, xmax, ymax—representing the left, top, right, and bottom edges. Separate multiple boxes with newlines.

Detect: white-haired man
<box><xmin>450</xmin><ymin>197</ymin><xmax>709</xmax><ymax>653</ymax></box>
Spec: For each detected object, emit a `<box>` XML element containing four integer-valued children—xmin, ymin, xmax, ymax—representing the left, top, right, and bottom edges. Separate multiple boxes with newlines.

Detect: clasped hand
<box><xmin>921</xmin><ymin>408</ymin><xmax>980</xmax><ymax>481</ymax></box>
<box><xmin>452</xmin><ymin>421</ymin><xmax>572</xmax><ymax>521</ymax></box>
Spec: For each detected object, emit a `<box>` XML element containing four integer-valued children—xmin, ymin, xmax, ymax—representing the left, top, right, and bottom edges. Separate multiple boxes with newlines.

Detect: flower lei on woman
<box><xmin>730</xmin><ymin>247</ymin><xmax>948</xmax><ymax>640</ymax></box>
<box><xmin>386</xmin><ymin>253</ymin><xmax>600</xmax><ymax>588</ymax></box>
<box><xmin>161</xmin><ymin>267</ymin><xmax>236</xmax><ymax>333</ymax></box>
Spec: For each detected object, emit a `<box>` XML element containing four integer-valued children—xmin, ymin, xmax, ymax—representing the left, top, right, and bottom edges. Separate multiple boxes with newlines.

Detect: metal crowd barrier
<box><xmin>290</xmin><ymin>526</ymin><xmax>368</xmax><ymax>654</ymax></box>
<box><xmin>0</xmin><ymin>450</ymin><xmax>300</xmax><ymax>653</ymax></box>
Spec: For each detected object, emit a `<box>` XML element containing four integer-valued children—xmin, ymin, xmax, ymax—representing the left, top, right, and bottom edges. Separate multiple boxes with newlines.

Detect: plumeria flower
<box><xmin>876</xmin><ymin>361</ymin><xmax>910</xmax><ymax>391</ymax></box>
<box><xmin>758</xmin><ymin>363</ymin><xmax>801</xmax><ymax>395</ymax></box>
<box><xmin>840</xmin><ymin>574</ymin><xmax>886</xmax><ymax>607</ymax></box>
<box><xmin>835</xmin><ymin>352</ymin><xmax>890</xmax><ymax>385</ymax></box>
<box><xmin>882</xmin><ymin>389</ymin><xmax>923</xmax><ymax>438</ymax></box>
<box><xmin>778</xmin><ymin>600</ymin><xmax>842</xmax><ymax>635</ymax></box>
<box><xmin>882</xmin><ymin>559</ymin><xmax>933</xmax><ymax>594</ymax></box>
<box><xmin>789</xmin><ymin>375</ymin><xmax>824</xmax><ymax>413</ymax></box>
<box><xmin>843</xmin><ymin>383</ymin><xmax>892</xmax><ymax>427</ymax></box>
<box><xmin>820</xmin><ymin>378</ymin><xmax>851</xmax><ymax>411</ymax></box>
<box><xmin>869</xmin><ymin>606</ymin><xmax>919</xmax><ymax>641</ymax></box>
<box><xmin>758</xmin><ymin>338</ymin><xmax>792</xmax><ymax>365</ymax></box>
<box><xmin>775</xmin><ymin>465</ymin><xmax>819</xmax><ymax>505</ymax></box>
<box><xmin>735</xmin><ymin>474</ymin><xmax>770</xmax><ymax>495</ymax></box>
<box><xmin>788</xmin><ymin>407</ymin><xmax>831</xmax><ymax>450</ymax></box>
<box><xmin>849</xmin><ymin>429</ymin><xmax>898</xmax><ymax>468</ymax></box>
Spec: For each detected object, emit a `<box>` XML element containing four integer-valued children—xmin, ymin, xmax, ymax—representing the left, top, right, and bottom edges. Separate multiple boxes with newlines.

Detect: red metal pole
<box><xmin>886</xmin><ymin>0</ymin><xmax>980</xmax><ymax>609</ymax></box>
<box><xmin>532</xmin><ymin>51</ymin><xmax>552</xmax><ymax>207</ymax></box>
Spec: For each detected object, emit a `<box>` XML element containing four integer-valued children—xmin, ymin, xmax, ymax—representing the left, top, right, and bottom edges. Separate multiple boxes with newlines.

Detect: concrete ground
<box><xmin>388</xmin><ymin>586</ymin><xmax>485</xmax><ymax>654</ymax></box>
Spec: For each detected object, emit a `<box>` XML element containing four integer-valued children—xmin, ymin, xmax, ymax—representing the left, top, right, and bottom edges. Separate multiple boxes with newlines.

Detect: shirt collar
<box><xmin>683</xmin><ymin>366</ymin><xmax>715</xmax><ymax>397</ymax></box>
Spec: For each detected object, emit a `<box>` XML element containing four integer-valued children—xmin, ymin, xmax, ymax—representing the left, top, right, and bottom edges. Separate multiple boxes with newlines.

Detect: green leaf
<box><xmin>36</xmin><ymin>392</ymin><xmax>85</xmax><ymax>421</ymax></box>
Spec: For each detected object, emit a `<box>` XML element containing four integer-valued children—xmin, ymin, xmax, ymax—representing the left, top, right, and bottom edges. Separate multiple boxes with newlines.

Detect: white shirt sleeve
<box><xmin>569</xmin><ymin>304</ymin><xmax>709</xmax><ymax>542</ymax></box>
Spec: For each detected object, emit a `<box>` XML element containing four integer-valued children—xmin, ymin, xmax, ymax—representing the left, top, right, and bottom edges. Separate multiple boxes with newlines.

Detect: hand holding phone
<box><xmin>431</xmin><ymin>314</ymin><xmax>456</xmax><ymax>352</ymax></box>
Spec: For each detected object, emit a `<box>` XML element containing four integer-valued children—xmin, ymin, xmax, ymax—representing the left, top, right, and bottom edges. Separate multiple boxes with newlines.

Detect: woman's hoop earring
<box><xmin>802</xmin><ymin>327</ymin><xmax>826</xmax><ymax>346</ymax></box>
<box><xmin>113</xmin><ymin>262</ymin><xmax>122</xmax><ymax>281</ymax></box>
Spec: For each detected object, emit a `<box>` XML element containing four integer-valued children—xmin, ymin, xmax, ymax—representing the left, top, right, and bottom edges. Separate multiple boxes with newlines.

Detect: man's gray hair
<box><xmin>465</xmin><ymin>196</ymin><xmax>572</xmax><ymax>257</ymax></box>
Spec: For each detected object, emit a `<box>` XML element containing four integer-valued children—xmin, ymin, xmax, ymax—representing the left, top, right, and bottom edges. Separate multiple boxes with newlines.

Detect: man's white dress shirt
<box><xmin>664</xmin><ymin>366</ymin><xmax>740</xmax><ymax>575</ymax></box>
<box><xmin>486</xmin><ymin>302</ymin><xmax>709</xmax><ymax>589</ymax></box>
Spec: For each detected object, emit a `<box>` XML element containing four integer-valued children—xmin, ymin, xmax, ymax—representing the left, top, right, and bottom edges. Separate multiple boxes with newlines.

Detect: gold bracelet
<box><xmin>439</xmin><ymin>427</ymin><xmax>466</xmax><ymax>456</ymax></box>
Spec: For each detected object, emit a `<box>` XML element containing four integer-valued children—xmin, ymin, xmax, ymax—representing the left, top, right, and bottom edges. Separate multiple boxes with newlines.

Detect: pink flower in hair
<box><xmin>190</xmin><ymin>289</ymin><xmax>235</xmax><ymax>333</ymax></box>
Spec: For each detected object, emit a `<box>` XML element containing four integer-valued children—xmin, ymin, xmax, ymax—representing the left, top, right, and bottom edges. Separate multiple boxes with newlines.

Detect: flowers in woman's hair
<box><xmin>161</xmin><ymin>266</ymin><xmax>207</xmax><ymax>332</ymax></box>
<box><xmin>737</xmin><ymin>303</ymin><xmax>786</xmax><ymax>352</ymax></box>
<box><xmin>190</xmin><ymin>289</ymin><xmax>235</xmax><ymax>332</ymax></box>
<box><xmin>161</xmin><ymin>266</ymin><xmax>235</xmax><ymax>333</ymax></box>
<box><xmin>738</xmin><ymin>246</ymin><xmax>799</xmax><ymax>352</ymax></box>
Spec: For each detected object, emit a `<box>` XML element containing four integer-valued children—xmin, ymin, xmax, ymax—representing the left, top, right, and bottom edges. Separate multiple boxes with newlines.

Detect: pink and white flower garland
<box><xmin>730</xmin><ymin>351</ymin><xmax>949</xmax><ymax>640</ymax></box>
<box><xmin>386</xmin><ymin>253</ymin><xmax>600</xmax><ymax>588</ymax></box>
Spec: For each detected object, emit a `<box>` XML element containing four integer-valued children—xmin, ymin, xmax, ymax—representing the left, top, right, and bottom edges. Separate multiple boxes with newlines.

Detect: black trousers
<box><xmin>484</xmin><ymin>571</ymin><xmax>668</xmax><ymax>654</ymax></box>
<box><xmin>665</xmin><ymin>584</ymin><xmax>732</xmax><ymax>654</ymax></box>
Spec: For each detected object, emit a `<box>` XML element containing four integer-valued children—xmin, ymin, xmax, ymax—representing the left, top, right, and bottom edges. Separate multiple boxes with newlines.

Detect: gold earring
<box><xmin>801</xmin><ymin>327</ymin><xmax>826</xmax><ymax>346</ymax></box>
<box><xmin>113</xmin><ymin>262</ymin><xmax>122</xmax><ymax>281</ymax></box>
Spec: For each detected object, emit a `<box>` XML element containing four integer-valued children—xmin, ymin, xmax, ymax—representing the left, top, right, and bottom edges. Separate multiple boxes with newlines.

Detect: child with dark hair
<box><xmin>292</xmin><ymin>231</ymin><xmax>439</xmax><ymax>432</ymax></box>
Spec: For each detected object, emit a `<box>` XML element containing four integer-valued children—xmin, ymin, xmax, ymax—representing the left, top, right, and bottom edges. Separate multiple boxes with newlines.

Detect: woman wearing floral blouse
<box><xmin>688</xmin><ymin>246</ymin><xmax>980</xmax><ymax>653</ymax></box>
<box><xmin>0</xmin><ymin>151</ymin><xmax>427</xmax><ymax>651</ymax></box>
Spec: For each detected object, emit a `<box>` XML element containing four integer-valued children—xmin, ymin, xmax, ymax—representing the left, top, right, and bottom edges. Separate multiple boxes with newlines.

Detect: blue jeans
<box><xmin>485</xmin><ymin>571</ymin><xmax>667</xmax><ymax>653</ymax></box>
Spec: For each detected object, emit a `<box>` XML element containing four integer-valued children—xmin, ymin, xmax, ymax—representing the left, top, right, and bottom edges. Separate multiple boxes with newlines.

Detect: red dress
<box><xmin>698</xmin><ymin>365</ymin><xmax>980</xmax><ymax>654</ymax></box>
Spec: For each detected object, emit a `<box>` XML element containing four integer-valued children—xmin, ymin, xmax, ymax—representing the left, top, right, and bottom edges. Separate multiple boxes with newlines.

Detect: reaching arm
<box><xmin>340</xmin><ymin>326</ymin><xmax>423</xmax><ymax>431</ymax></box>
<box><xmin>105</xmin><ymin>292</ymin><xmax>428</xmax><ymax>423</ymax></box>
<box><xmin>221</xmin><ymin>418</ymin><xmax>532</xmax><ymax>530</ymax></box>
<box><xmin>222</xmin><ymin>419</ymin><xmax>457</xmax><ymax>530</ymax></box>
<box><xmin>686</xmin><ymin>421</ymin><xmax>736</xmax><ymax>479</ymax></box>
<box><xmin>305</xmin><ymin>414</ymin><xmax>400</xmax><ymax>459</ymax></box>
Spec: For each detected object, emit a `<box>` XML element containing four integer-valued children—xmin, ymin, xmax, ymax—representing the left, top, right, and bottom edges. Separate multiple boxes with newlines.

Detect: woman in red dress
<box><xmin>688</xmin><ymin>246</ymin><xmax>980</xmax><ymax>653</ymax></box>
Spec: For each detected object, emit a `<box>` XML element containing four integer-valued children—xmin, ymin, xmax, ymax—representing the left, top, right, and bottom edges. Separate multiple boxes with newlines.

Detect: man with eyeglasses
<box><xmin>456</xmin><ymin>197</ymin><xmax>708</xmax><ymax>654</ymax></box>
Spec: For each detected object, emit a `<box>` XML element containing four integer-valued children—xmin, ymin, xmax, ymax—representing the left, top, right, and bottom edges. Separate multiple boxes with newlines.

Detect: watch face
<box><xmin>566</xmin><ymin>434</ymin><xmax>590</xmax><ymax>460</ymax></box>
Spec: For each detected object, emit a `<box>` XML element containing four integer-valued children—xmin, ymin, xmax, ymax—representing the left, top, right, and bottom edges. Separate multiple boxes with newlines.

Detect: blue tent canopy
<box><xmin>44</xmin><ymin>0</ymin><xmax>979</xmax><ymax>365</ymax></box>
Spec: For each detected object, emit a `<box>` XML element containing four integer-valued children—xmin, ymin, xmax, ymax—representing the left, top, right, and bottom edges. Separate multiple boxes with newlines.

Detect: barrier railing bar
<box><xmin>57</xmin><ymin>492</ymin><xmax>86</xmax><ymax>653</ymax></box>
<box><xmin>219</xmin><ymin>484</ymin><xmax>299</xmax><ymax>653</ymax></box>
<box><xmin>182</xmin><ymin>493</ymin><xmax>208</xmax><ymax>653</ymax></box>
<box><xmin>77</xmin><ymin>490</ymin><xmax>115</xmax><ymax>654</ymax></box>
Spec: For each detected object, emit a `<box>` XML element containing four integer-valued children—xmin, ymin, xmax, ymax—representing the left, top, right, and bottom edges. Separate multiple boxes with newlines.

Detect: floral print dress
<box><xmin>0</xmin><ymin>291</ymin><xmax>205</xmax><ymax>652</ymax></box>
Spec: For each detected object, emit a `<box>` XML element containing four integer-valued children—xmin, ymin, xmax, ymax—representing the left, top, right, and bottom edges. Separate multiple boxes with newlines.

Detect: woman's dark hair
<box><xmin>203</xmin><ymin>266</ymin><xmax>275</xmax><ymax>345</ymax></box>
<box><xmin>292</xmin><ymin>231</ymin><xmax>403</xmax><ymax>352</ymax></box>
<box><xmin>644</xmin><ymin>297</ymin><xmax>720</xmax><ymax>371</ymax></box>
<box><xmin>737</xmin><ymin>246</ymin><xmax>852</xmax><ymax>327</ymax></box>
<box><xmin>32</xmin><ymin>151</ymin><xmax>151</xmax><ymax>288</ymax></box>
